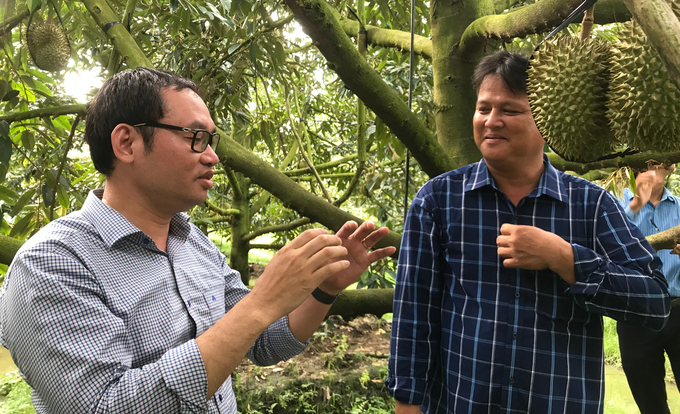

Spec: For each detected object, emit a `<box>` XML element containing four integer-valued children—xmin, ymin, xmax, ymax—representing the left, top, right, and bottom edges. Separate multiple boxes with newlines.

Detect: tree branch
<box><xmin>0</xmin><ymin>105</ymin><xmax>87</xmax><ymax>123</ymax></box>
<box><xmin>459</xmin><ymin>0</ymin><xmax>591</xmax><ymax>51</ymax></box>
<box><xmin>244</xmin><ymin>217</ymin><xmax>311</xmax><ymax>242</ymax></box>
<box><xmin>284</xmin><ymin>0</ymin><xmax>456</xmax><ymax>178</ymax></box>
<box><xmin>338</xmin><ymin>17</ymin><xmax>432</xmax><ymax>59</ymax></box>
<box><xmin>547</xmin><ymin>151</ymin><xmax>680</xmax><ymax>175</ymax></box>
<box><xmin>82</xmin><ymin>0</ymin><xmax>153</xmax><ymax>69</ymax></box>
<box><xmin>49</xmin><ymin>114</ymin><xmax>81</xmax><ymax>222</ymax></box>
<box><xmin>647</xmin><ymin>224</ymin><xmax>680</xmax><ymax>251</ymax></box>
<box><xmin>0</xmin><ymin>8</ymin><xmax>30</xmax><ymax>37</ymax></box>
<box><xmin>204</xmin><ymin>200</ymin><xmax>241</xmax><ymax>216</ymax></box>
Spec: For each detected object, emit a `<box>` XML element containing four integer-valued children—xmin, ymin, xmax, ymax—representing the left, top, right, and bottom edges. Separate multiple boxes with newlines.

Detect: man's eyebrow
<box><xmin>187</xmin><ymin>121</ymin><xmax>217</xmax><ymax>133</ymax></box>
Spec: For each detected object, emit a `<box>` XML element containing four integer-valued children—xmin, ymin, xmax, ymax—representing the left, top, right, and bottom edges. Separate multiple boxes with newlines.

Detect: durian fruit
<box><xmin>607</xmin><ymin>20</ymin><xmax>680</xmax><ymax>152</ymax></box>
<box><xmin>527</xmin><ymin>36</ymin><xmax>616</xmax><ymax>162</ymax></box>
<box><xmin>26</xmin><ymin>16</ymin><xmax>71</xmax><ymax>72</ymax></box>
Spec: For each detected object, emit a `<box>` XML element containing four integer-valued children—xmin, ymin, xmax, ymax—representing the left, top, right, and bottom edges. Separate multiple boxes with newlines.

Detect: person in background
<box><xmin>386</xmin><ymin>50</ymin><xmax>670</xmax><ymax>414</ymax></box>
<box><xmin>0</xmin><ymin>67</ymin><xmax>396</xmax><ymax>413</ymax></box>
<box><xmin>617</xmin><ymin>164</ymin><xmax>680</xmax><ymax>414</ymax></box>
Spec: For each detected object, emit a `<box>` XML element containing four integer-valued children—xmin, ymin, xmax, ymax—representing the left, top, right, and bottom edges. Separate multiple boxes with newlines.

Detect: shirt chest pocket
<box><xmin>204</xmin><ymin>285</ymin><xmax>225</xmax><ymax>325</ymax></box>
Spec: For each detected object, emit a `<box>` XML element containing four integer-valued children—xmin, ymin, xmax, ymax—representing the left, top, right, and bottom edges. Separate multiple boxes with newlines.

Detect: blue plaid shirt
<box><xmin>619</xmin><ymin>187</ymin><xmax>680</xmax><ymax>296</ymax></box>
<box><xmin>0</xmin><ymin>190</ymin><xmax>306</xmax><ymax>413</ymax></box>
<box><xmin>387</xmin><ymin>157</ymin><xmax>670</xmax><ymax>414</ymax></box>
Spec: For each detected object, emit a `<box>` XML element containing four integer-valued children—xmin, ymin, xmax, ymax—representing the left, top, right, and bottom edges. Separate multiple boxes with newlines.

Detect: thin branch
<box><xmin>0</xmin><ymin>8</ymin><xmax>30</xmax><ymax>37</ymax></box>
<box><xmin>225</xmin><ymin>167</ymin><xmax>243</xmax><ymax>200</ymax></box>
<box><xmin>579</xmin><ymin>6</ymin><xmax>596</xmax><ymax>39</ymax></box>
<box><xmin>204</xmin><ymin>200</ymin><xmax>241</xmax><ymax>216</ymax></box>
<box><xmin>249</xmin><ymin>244</ymin><xmax>285</xmax><ymax>250</ymax></box>
<box><xmin>547</xmin><ymin>151</ymin><xmax>680</xmax><ymax>175</ymax></box>
<box><xmin>0</xmin><ymin>105</ymin><xmax>87</xmax><ymax>123</ymax></box>
<box><xmin>243</xmin><ymin>217</ymin><xmax>311</xmax><ymax>242</ymax></box>
<box><xmin>285</xmin><ymin>100</ymin><xmax>333</xmax><ymax>203</ymax></box>
<box><xmin>337</xmin><ymin>16</ymin><xmax>432</xmax><ymax>59</ymax></box>
<box><xmin>49</xmin><ymin>114</ymin><xmax>81</xmax><ymax>222</ymax></box>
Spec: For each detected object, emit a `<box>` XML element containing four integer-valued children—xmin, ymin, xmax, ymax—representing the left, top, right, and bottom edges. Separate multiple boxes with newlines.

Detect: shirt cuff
<box><xmin>568</xmin><ymin>244</ymin><xmax>604</xmax><ymax>295</ymax></box>
<box><xmin>158</xmin><ymin>339</ymin><xmax>208</xmax><ymax>411</ymax></box>
<box><xmin>385</xmin><ymin>376</ymin><xmax>427</xmax><ymax>406</ymax></box>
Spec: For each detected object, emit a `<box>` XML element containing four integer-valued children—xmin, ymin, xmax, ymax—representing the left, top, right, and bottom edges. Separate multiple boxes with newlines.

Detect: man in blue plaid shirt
<box><xmin>0</xmin><ymin>68</ymin><xmax>395</xmax><ymax>413</ymax></box>
<box><xmin>387</xmin><ymin>51</ymin><xmax>670</xmax><ymax>413</ymax></box>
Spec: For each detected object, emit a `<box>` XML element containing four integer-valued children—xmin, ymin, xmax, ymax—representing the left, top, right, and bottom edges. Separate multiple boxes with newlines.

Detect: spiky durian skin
<box><xmin>607</xmin><ymin>20</ymin><xmax>680</xmax><ymax>152</ymax></box>
<box><xmin>527</xmin><ymin>36</ymin><xmax>616</xmax><ymax>162</ymax></box>
<box><xmin>26</xmin><ymin>20</ymin><xmax>70</xmax><ymax>72</ymax></box>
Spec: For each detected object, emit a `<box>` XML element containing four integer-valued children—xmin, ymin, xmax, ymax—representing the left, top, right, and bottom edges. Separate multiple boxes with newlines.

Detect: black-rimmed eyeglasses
<box><xmin>133</xmin><ymin>122</ymin><xmax>220</xmax><ymax>153</ymax></box>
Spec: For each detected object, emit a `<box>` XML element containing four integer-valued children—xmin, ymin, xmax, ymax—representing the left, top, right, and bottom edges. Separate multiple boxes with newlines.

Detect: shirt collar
<box><xmin>624</xmin><ymin>187</ymin><xmax>677</xmax><ymax>204</ymax></box>
<box><xmin>464</xmin><ymin>154</ymin><xmax>569</xmax><ymax>203</ymax></box>
<box><xmin>80</xmin><ymin>189</ymin><xmax>192</xmax><ymax>248</ymax></box>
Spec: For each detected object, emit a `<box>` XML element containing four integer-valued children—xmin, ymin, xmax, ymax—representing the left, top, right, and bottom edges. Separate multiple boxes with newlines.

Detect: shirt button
<box><xmin>509</xmin><ymin>377</ymin><xmax>514</xmax><ymax>385</ymax></box>
<box><xmin>515</xmin><ymin>292</ymin><xmax>520</xmax><ymax>298</ymax></box>
<box><xmin>143</xmin><ymin>238</ymin><xmax>150</xmax><ymax>245</ymax></box>
<box><xmin>513</xmin><ymin>332</ymin><xmax>517</xmax><ymax>339</ymax></box>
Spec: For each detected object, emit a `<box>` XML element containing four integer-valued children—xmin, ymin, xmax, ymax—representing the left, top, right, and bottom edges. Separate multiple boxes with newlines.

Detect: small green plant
<box><xmin>283</xmin><ymin>360</ymin><xmax>301</xmax><ymax>378</ymax></box>
<box><xmin>359</xmin><ymin>369</ymin><xmax>371</xmax><ymax>389</ymax></box>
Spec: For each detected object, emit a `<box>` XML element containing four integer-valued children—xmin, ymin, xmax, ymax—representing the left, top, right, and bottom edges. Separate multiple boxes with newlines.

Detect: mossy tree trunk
<box><xmin>230</xmin><ymin>121</ymin><xmax>252</xmax><ymax>285</ymax></box>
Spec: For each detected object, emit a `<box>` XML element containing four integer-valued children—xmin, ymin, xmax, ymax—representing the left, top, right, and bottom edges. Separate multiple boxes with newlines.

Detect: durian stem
<box><xmin>579</xmin><ymin>6</ymin><xmax>595</xmax><ymax>39</ymax></box>
<box><xmin>622</xmin><ymin>0</ymin><xmax>680</xmax><ymax>90</ymax></box>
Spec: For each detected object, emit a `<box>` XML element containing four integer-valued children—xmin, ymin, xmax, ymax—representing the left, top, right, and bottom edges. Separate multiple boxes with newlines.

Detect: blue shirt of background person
<box><xmin>616</xmin><ymin>165</ymin><xmax>680</xmax><ymax>414</ymax></box>
<box><xmin>619</xmin><ymin>184</ymin><xmax>680</xmax><ymax>297</ymax></box>
<box><xmin>386</xmin><ymin>50</ymin><xmax>670</xmax><ymax>414</ymax></box>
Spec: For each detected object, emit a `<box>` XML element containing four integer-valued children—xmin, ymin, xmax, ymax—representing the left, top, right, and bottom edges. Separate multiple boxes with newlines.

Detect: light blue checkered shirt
<box><xmin>620</xmin><ymin>187</ymin><xmax>680</xmax><ymax>296</ymax></box>
<box><xmin>0</xmin><ymin>189</ymin><xmax>306</xmax><ymax>413</ymax></box>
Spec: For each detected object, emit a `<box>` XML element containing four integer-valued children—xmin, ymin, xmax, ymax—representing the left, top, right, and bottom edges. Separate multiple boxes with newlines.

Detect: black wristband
<box><xmin>311</xmin><ymin>287</ymin><xmax>338</xmax><ymax>305</ymax></box>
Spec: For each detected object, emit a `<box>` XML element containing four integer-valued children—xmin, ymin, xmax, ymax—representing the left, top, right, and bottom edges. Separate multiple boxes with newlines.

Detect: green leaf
<box><xmin>57</xmin><ymin>186</ymin><xmax>70</xmax><ymax>210</ymax></box>
<box><xmin>21</xmin><ymin>131</ymin><xmax>35</xmax><ymax>152</ymax></box>
<box><xmin>0</xmin><ymin>120</ymin><xmax>8</xmax><ymax>138</ymax></box>
<box><xmin>170</xmin><ymin>0</ymin><xmax>179</xmax><ymax>11</ymax></box>
<box><xmin>27</xmin><ymin>0</ymin><xmax>41</xmax><ymax>12</ymax></box>
<box><xmin>0</xmin><ymin>135</ymin><xmax>11</xmax><ymax>165</ymax></box>
<box><xmin>0</xmin><ymin>164</ymin><xmax>7</xmax><ymax>183</ymax></box>
<box><xmin>228</xmin><ymin>44</ymin><xmax>241</xmax><ymax>55</ymax></box>
<box><xmin>221</xmin><ymin>0</ymin><xmax>232</xmax><ymax>12</ymax></box>
<box><xmin>9</xmin><ymin>211</ymin><xmax>35</xmax><ymax>238</ymax></box>
<box><xmin>0</xmin><ymin>186</ymin><xmax>19</xmax><ymax>204</ymax></box>
<box><xmin>12</xmin><ymin>188</ymin><xmax>36</xmax><ymax>216</ymax></box>
<box><xmin>628</xmin><ymin>168</ymin><xmax>637</xmax><ymax>195</ymax></box>
<box><xmin>41</xmin><ymin>183</ymin><xmax>54</xmax><ymax>207</ymax></box>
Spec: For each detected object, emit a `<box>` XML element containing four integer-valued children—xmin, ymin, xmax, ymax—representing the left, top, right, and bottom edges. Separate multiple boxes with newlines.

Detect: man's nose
<box><xmin>202</xmin><ymin>143</ymin><xmax>220</xmax><ymax>166</ymax></box>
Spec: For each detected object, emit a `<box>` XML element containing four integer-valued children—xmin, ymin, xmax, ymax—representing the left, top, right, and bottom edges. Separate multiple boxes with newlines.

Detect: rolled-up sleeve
<box><xmin>568</xmin><ymin>193</ymin><xmax>670</xmax><ymax>330</ymax></box>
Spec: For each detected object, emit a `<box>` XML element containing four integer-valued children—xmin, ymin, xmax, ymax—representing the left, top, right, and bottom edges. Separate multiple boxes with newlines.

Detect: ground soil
<box><xmin>234</xmin><ymin>265</ymin><xmax>391</xmax><ymax>388</ymax></box>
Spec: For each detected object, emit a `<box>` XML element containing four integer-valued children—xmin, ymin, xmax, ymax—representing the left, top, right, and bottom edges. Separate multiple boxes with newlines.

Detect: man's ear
<box><xmin>110</xmin><ymin>124</ymin><xmax>142</xmax><ymax>165</ymax></box>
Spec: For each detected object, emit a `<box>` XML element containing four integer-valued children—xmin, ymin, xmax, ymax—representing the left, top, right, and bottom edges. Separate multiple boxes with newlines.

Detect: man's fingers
<box><xmin>497</xmin><ymin>247</ymin><xmax>512</xmax><ymax>258</ymax></box>
<box><xmin>308</xmin><ymin>244</ymin><xmax>348</xmax><ymax>270</ymax></box>
<box><xmin>356</xmin><ymin>225</ymin><xmax>388</xmax><ymax>249</ymax></box>
<box><xmin>503</xmin><ymin>258</ymin><xmax>519</xmax><ymax>268</ymax></box>
<box><xmin>287</xmin><ymin>228</ymin><xmax>330</xmax><ymax>249</ymax></box>
<box><xmin>500</xmin><ymin>223</ymin><xmax>515</xmax><ymax>235</ymax></box>
<box><xmin>367</xmin><ymin>246</ymin><xmax>397</xmax><ymax>262</ymax></box>
<box><xmin>313</xmin><ymin>260</ymin><xmax>351</xmax><ymax>279</ymax></box>
<box><xmin>335</xmin><ymin>221</ymin><xmax>359</xmax><ymax>239</ymax></box>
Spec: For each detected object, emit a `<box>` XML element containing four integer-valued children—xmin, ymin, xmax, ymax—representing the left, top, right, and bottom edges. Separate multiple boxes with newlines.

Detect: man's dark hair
<box><xmin>471</xmin><ymin>51</ymin><xmax>529</xmax><ymax>95</ymax></box>
<box><xmin>85</xmin><ymin>67</ymin><xmax>200</xmax><ymax>175</ymax></box>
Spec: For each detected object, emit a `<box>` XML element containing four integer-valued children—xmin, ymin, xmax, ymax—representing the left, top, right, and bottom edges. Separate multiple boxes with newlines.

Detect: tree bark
<box><xmin>622</xmin><ymin>0</ymin><xmax>680</xmax><ymax>90</ymax></box>
<box><xmin>338</xmin><ymin>18</ymin><xmax>432</xmax><ymax>59</ymax></box>
<box><xmin>284</xmin><ymin>0</ymin><xmax>457</xmax><ymax>178</ymax></box>
<box><xmin>0</xmin><ymin>104</ymin><xmax>87</xmax><ymax>123</ymax></box>
<box><xmin>82</xmin><ymin>0</ymin><xmax>153</xmax><ymax>69</ymax></box>
<box><xmin>327</xmin><ymin>288</ymin><xmax>394</xmax><ymax>319</ymax></box>
<box><xmin>547</xmin><ymin>151</ymin><xmax>680</xmax><ymax>174</ymax></box>
<box><xmin>647</xmin><ymin>224</ymin><xmax>680</xmax><ymax>251</ymax></box>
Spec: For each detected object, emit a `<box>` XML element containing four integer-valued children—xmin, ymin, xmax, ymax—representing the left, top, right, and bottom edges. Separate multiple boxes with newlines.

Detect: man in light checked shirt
<box><xmin>387</xmin><ymin>51</ymin><xmax>671</xmax><ymax>413</ymax></box>
<box><xmin>0</xmin><ymin>67</ymin><xmax>396</xmax><ymax>413</ymax></box>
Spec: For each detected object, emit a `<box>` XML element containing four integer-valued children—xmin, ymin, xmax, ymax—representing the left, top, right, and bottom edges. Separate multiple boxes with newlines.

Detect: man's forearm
<box><xmin>196</xmin><ymin>293</ymin><xmax>277</xmax><ymax>399</ymax></box>
<box><xmin>395</xmin><ymin>400</ymin><xmax>421</xmax><ymax>414</ymax></box>
<box><xmin>287</xmin><ymin>293</ymin><xmax>334</xmax><ymax>342</ymax></box>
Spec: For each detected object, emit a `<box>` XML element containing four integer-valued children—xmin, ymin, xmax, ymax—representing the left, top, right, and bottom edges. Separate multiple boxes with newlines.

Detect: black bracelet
<box><xmin>311</xmin><ymin>287</ymin><xmax>338</xmax><ymax>305</ymax></box>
